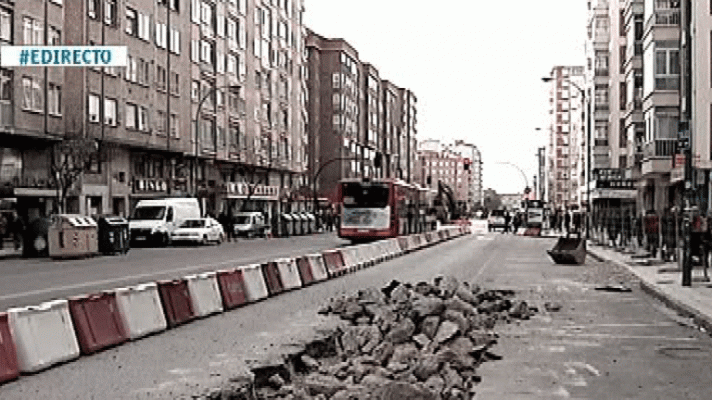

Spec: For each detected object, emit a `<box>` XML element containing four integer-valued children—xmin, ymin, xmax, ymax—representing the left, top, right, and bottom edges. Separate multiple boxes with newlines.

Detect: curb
<box><xmin>588</xmin><ymin>247</ymin><xmax>712</xmax><ymax>335</ymax></box>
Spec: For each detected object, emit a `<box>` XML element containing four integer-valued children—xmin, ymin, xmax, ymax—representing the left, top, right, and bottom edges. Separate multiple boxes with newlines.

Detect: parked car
<box><xmin>488</xmin><ymin>209</ymin><xmax>507</xmax><ymax>232</ymax></box>
<box><xmin>233</xmin><ymin>211</ymin><xmax>268</xmax><ymax>238</ymax></box>
<box><xmin>129</xmin><ymin>198</ymin><xmax>201</xmax><ymax>246</ymax></box>
<box><xmin>170</xmin><ymin>217</ymin><xmax>224</xmax><ymax>245</ymax></box>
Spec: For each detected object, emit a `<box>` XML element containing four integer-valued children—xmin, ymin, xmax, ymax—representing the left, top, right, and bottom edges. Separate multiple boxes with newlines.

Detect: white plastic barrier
<box><xmin>373</xmin><ymin>241</ymin><xmax>389</xmax><ymax>261</ymax></box>
<box><xmin>407</xmin><ymin>234</ymin><xmax>420</xmax><ymax>250</ymax></box>
<box><xmin>114</xmin><ymin>283</ymin><xmax>167</xmax><ymax>340</ymax></box>
<box><xmin>239</xmin><ymin>264</ymin><xmax>270</xmax><ymax>302</ymax></box>
<box><xmin>7</xmin><ymin>300</ymin><xmax>80</xmax><ymax>373</ymax></box>
<box><xmin>386</xmin><ymin>238</ymin><xmax>402</xmax><ymax>257</ymax></box>
<box><xmin>366</xmin><ymin>243</ymin><xmax>384</xmax><ymax>263</ymax></box>
<box><xmin>304</xmin><ymin>254</ymin><xmax>329</xmax><ymax>282</ymax></box>
<box><xmin>353</xmin><ymin>245</ymin><xmax>372</xmax><ymax>267</ymax></box>
<box><xmin>274</xmin><ymin>258</ymin><xmax>303</xmax><ymax>290</ymax></box>
<box><xmin>185</xmin><ymin>272</ymin><xmax>224</xmax><ymax>317</ymax></box>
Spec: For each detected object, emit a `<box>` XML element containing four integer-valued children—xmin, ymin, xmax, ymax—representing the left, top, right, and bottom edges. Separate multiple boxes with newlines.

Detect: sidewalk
<box><xmin>588</xmin><ymin>243</ymin><xmax>712</xmax><ymax>334</ymax></box>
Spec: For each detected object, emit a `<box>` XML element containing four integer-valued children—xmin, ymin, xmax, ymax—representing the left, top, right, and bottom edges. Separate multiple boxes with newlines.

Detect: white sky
<box><xmin>304</xmin><ymin>0</ymin><xmax>588</xmax><ymax>194</ymax></box>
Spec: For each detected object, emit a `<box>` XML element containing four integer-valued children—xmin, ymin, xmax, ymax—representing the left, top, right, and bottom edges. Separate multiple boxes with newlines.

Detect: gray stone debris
<box><xmin>241</xmin><ymin>276</ymin><xmax>536</xmax><ymax>400</ymax></box>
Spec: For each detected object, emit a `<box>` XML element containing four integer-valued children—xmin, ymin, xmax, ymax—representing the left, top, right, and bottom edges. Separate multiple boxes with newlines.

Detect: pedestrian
<box><xmin>512</xmin><ymin>212</ymin><xmax>521</xmax><ymax>234</ymax></box>
<box><xmin>564</xmin><ymin>210</ymin><xmax>571</xmax><ymax>235</ymax></box>
<box><xmin>326</xmin><ymin>209</ymin><xmax>334</xmax><ymax>232</ymax></box>
<box><xmin>0</xmin><ymin>213</ymin><xmax>6</xmax><ymax>250</ymax></box>
<box><xmin>8</xmin><ymin>211</ymin><xmax>23</xmax><ymax>251</ymax></box>
<box><xmin>550</xmin><ymin>212</ymin><xmax>558</xmax><ymax>233</ymax></box>
<box><xmin>503</xmin><ymin>211</ymin><xmax>511</xmax><ymax>234</ymax></box>
<box><xmin>217</xmin><ymin>212</ymin><xmax>232</xmax><ymax>242</ymax></box>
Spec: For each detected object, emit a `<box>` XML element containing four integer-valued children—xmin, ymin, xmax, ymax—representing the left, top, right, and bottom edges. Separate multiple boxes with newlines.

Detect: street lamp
<box><xmin>193</xmin><ymin>84</ymin><xmax>241</xmax><ymax>198</ymax></box>
<box><xmin>542</xmin><ymin>75</ymin><xmax>591</xmax><ymax>240</ymax></box>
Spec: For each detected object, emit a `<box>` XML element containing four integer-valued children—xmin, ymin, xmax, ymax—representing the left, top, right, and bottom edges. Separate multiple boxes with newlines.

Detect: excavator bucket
<box><xmin>547</xmin><ymin>237</ymin><xmax>586</xmax><ymax>265</ymax></box>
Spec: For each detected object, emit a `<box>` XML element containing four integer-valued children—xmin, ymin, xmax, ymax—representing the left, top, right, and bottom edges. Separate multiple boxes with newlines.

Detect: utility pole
<box><xmin>680</xmin><ymin>0</ymin><xmax>693</xmax><ymax>287</ymax></box>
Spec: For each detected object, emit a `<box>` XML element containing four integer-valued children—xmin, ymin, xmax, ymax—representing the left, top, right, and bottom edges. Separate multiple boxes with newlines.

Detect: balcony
<box><xmin>641</xmin><ymin>138</ymin><xmax>675</xmax><ymax>176</ymax></box>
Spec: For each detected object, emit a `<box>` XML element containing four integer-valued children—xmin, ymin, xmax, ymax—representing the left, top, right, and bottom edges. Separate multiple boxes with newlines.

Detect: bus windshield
<box><xmin>341</xmin><ymin>182</ymin><xmax>390</xmax><ymax>208</ymax></box>
<box><xmin>131</xmin><ymin>206</ymin><xmax>166</xmax><ymax>220</ymax></box>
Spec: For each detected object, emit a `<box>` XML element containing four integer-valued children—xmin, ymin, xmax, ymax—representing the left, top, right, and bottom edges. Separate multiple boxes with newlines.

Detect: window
<box><xmin>104</xmin><ymin>98</ymin><xmax>117</xmax><ymax>125</ymax></box>
<box><xmin>49</xmin><ymin>26</ymin><xmax>61</xmax><ymax>45</ymax></box>
<box><xmin>594</xmin><ymin>121</ymin><xmax>608</xmax><ymax>146</ymax></box>
<box><xmin>138</xmin><ymin>58</ymin><xmax>150</xmax><ymax>85</ymax></box>
<box><xmin>619</xmin><ymin>119</ymin><xmax>626</xmax><ymax>148</ymax></box>
<box><xmin>138</xmin><ymin>106</ymin><xmax>149</xmax><ymax>131</ymax></box>
<box><xmin>23</xmin><ymin>17</ymin><xmax>43</xmax><ymax>45</ymax></box>
<box><xmin>191</xmin><ymin>0</ymin><xmax>200</xmax><ymax>23</ymax></box>
<box><xmin>170</xmin><ymin>113</ymin><xmax>178</xmax><ymax>138</ymax></box>
<box><xmin>655</xmin><ymin>46</ymin><xmax>680</xmax><ymax>90</ymax></box>
<box><xmin>170</xmin><ymin>29</ymin><xmax>180</xmax><ymax>54</ymax></box>
<box><xmin>156</xmin><ymin>110</ymin><xmax>166</xmax><ymax>134</ymax></box>
<box><xmin>170</xmin><ymin>72</ymin><xmax>179</xmax><ymax>95</ymax></box>
<box><xmin>200</xmin><ymin>40</ymin><xmax>213</xmax><ymax>64</ymax></box>
<box><xmin>0</xmin><ymin>8</ymin><xmax>11</xmax><ymax>43</ymax></box>
<box><xmin>126</xmin><ymin>8</ymin><xmax>138</xmax><ymax>36</ymax></box>
<box><xmin>138</xmin><ymin>13</ymin><xmax>151</xmax><ymax>41</ymax></box>
<box><xmin>105</xmin><ymin>0</ymin><xmax>117</xmax><ymax>25</ymax></box>
<box><xmin>0</xmin><ymin>69</ymin><xmax>12</xmax><ymax>104</ymax></box>
<box><xmin>125</xmin><ymin>55</ymin><xmax>137</xmax><ymax>82</ymax></box>
<box><xmin>156</xmin><ymin>65</ymin><xmax>167</xmax><ymax>90</ymax></box>
<box><xmin>88</xmin><ymin>94</ymin><xmax>100</xmax><ymax>122</ymax></box>
<box><xmin>125</xmin><ymin>103</ymin><xmax>136</xmax><ymax>129</ymax></box>
<box><xmin>22</xmin><ymin>76</ymin><xmax>43</xmax><ymax>112</ymax></box>
<box><xmin>158</xmin><ymin>0</ymin><xmax>180</xmax><ymax>12</ymax></box>
<box><xmin>226</xmin><ymin>18</ymin><xmax>237</xmax><ymax>43</ymax></box>
<box><xmin>88</xmin><ymin>0</ymin><xmax>99</xmax><ymax>19</ymax></box>
<box><xmin>155</xmin><ymin>23</ymin><xmax>167</xmax><ymax>48</ymax></box>
<box><xmin>48</xmin><ymin>83</ymin><xmax>61</xmax><ymax>115</ymax></box>
<box><xmin>191</xmin><ymin>80</ymin><xmax>200</xmax><ymax>101</ymax></box>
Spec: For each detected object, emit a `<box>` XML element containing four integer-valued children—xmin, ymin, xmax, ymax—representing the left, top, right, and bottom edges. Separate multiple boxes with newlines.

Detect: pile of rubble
<box><xmin>224</xmin><ymin>276</ymin><xmax>538</xmax><ymax>400</ymax></box>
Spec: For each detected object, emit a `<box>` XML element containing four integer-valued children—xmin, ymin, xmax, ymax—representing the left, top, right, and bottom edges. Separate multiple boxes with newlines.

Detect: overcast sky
<box><xmin>303</xmin><ymin>1</ymin><xmax>588</xmax><ymax>194</ymax></box>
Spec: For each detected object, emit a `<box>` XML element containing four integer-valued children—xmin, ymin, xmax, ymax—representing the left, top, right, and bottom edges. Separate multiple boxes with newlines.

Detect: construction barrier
<box><xmin>216</xmin><ymin>269</ymin><xmax>249</xmax><ymax>309</ymax></box>
<box><xmin>260</xmin><ymin>261</ymin><xmax>285</xmax><ymax>296</ymax></box>
<box><xmin>386</xmin><ymin>238</ymin><xmax>403</xmax><ymax>257</ymax></box>
<box><xmin>397</xmin><ymin>237</ymin><xmax>410</xmax><ymax>253</ymax></box>
<box><xmin>367</xmin><ymin>242</ymin><xmax>384</xmax><ymax>263</ymax></box>
<box><xmin>297</xmin><ymin>254</ymin><xmax>329</xmax><ymax>283</ymax></box>
<box><xmin>340</xmin><ymin>247</ymin><xmax>360</xmax><ymax>271</ymax></box>
<box><xmin>274</xmin><ymin>258</ymin><xmax>302</xmax><ymax>291</ymax></box>
<box><xmin>157</xmin><ymin>279</ymin><xmax>196</xmax><ymax>328</ymax></box>
<box><xmin>407</xmin><ymin>234</ymin><xmax>420</xmax><ymax>250</ymax></box>
<box><xmin>322</xmin><ymin>250</ymin><xmax>347</xmax><ymax>277</ymax></box>
<box><xmin>7</xmin><ymin>300</ymin><xmax>80</xmax><ymax>373</ymax></box>
<box><xmin>425</xmin><ymin>232</ymin><xmax>435</xmax><ymax>244</ymax></box>
<box><xmin>185</xmin><ymin>272</ymin><xmax>224</xmax><ymax>318</ymax></box>
<box><xmin>114</xmin><ymin>283</ymin><xmax>167</xmax><ymax>340</ymax></box>
<box><xmin>471</xmin><ymin>220</ymin><xmax>487</xmax><ymax>235</ymax></box>
<box><xmin>0</xmin><ymin>313</ymin><xmax>19</xmax><ymax>384</ymax></box>
<box><xmin>68</xmin><ymin>292</ymin><xmax>128</xmax><ymax>355</ymax></box>
<box><xmin>372</xmin><ymin>241</ymin><xmax>389</xmax><ymax>261</ymax></box>
<box><xmin>239</xmin><ymin>264</ymin><xmax>270</xmax><ymax>302</ymax></box>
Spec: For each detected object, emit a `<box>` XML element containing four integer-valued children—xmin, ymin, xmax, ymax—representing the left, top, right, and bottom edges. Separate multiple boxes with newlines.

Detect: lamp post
<box><xmin>542</xmin><ymin>76</ymin><xmax>591</xmax><ymax>240</ymax></box>
<box><xmin>193</xmin><ymin>84</ymin><xmax>241</xmax><ymax>198</ymax></box>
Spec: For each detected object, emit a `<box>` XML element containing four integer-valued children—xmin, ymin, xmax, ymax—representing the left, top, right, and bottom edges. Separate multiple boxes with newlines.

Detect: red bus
<box><xmin>337</xmin><ymin>178</ymin><xmax>432</xmax><ymax>242</ymax></box>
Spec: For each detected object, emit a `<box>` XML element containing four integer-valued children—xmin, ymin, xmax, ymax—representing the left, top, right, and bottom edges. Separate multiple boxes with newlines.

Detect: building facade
<box><xmin>0</xmin><ymin>0</ymin><xmax>309</xmax><ymax>226</ymax></box>
<box><xmin>545</xmin><ymin>65</ymin><xmax>586</xmax><ymax>212</ymax></box>
<box><xmin>305</xmin><ymin>30</ymin><xmax>417</xmax><ymax>204</ymax></box>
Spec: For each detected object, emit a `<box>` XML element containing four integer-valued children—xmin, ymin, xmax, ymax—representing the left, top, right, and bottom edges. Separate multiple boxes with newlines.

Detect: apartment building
<box><xmin>545</xmin><ymin>65</ymin><xmax>585</xmax><ymax>211</ymax></box>
<box><xmin>638</xmin><ymin>0</ymin><xmax>680</xmax><ymax>214</ymax></box>
<box><xmin>0</xmin><ymin>0</ymin><xmax>309</xmax><ymax>224</ymax></box>
<box><xmin>414</xmin><ymin>139</ymin><xmax>480</xmax><ymax>213</ymax></box>
<box><xmin>305</xmin><ymin>29</ymin><xmax>417</xmax><ymax>203</ymax></box>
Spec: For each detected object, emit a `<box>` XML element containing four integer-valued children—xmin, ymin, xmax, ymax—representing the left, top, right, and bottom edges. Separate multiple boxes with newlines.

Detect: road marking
<box><xmin>551</xmin><ymin>332</ymin><xmax>698</xmax><ymax>341</ymax></box>
<box><xmin>0</xmin><ymin>258</ymin><xmax>240</xmax><ymax>302</ymax></box>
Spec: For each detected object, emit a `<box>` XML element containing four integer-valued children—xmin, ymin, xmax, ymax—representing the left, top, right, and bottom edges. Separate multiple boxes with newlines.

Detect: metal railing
<box><xmin>643</xmin><ymin>138</ymin><xmax>676</xmax><ymax>158</ymax></box>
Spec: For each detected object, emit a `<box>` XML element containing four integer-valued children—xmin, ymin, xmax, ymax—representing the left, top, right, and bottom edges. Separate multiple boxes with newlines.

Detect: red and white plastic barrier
<box><xmin>274</xmin><ymin>258</ymin><xmax>302</xmax><ymax>291</ymax></box>
<box><xmin>114</xmin><ymin>283</ymin><xmax>167</xmax><ymax>340</ymax></box>
<box><xmin>322</xmin><ymin>250</ymin><xmax>347</xmax><ymax>277</ymax></box>
<box><xmin>216</xmin><ymin>269</ymin><xmax>249</xmax><ymax>309</ymax></box>
<box><xmin>7</xmin><ymin>300</ymin><xmax>80</xmax><ymax>373</ymax></box>
<box><xmin>68</xmin><ymin>292</ymin><xmax>128</xmax><ymax>355</ymax></box>
<box><xmin>261</xmin><ymin>261</ymin><xmax>285</xmax><ymax>296</ymax></box>
<box><xmin>297</xmin><ymin>254</ymin><xmax>329</xmax><ymax>283</ymax></box>
<box><xmin>239</xmin><ymin>264</ymin><xmax>270</xmax><ymax>302</ymax></box>
<box><xmin>185</xmin><ymin>272</ymin><xmax>224</xmax><ymax>317</ymax></box>
<box><xmin>397</xmin><ymin>236</ymin><xmax>410</xmax><ymax>253</ymax></box>
<box><xmin>157</xmin><ymin>279</ymin><xmax>196</xmax><ymax>328</ymax></box>
<box><xmin>0</xmin><ymin>312</ymin><xmax>19</xmax><ymax>383</ymax></box>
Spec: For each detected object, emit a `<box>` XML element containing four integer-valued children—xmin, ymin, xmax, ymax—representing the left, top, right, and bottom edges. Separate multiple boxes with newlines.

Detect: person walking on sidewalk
<box><xmin>564</xmin><ymin>210</ymin><xmax>571</xmax><ymax>235</ymax></box>
<box><xmin>8</xmin><ymin>211</ymin><xmax>24</xmax><ymax>251</ymax></box>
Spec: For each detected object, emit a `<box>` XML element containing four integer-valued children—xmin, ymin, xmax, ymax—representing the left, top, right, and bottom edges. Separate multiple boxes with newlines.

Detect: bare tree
<box><xmin>50</xmin><ymin>136</ymin><xmax>99</xmax><ymax>214</ymax></box>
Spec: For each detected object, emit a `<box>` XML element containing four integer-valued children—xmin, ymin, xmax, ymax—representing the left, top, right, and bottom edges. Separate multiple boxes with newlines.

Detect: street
<box><xmin>0</xmin><ymin>233</ymin><xmax>349</xmax><ymax>311</ymax></box>
<box><xmin>1</xmin><ymin>232</ymin><xmax>712</xmax><ymax>399</ymax></box>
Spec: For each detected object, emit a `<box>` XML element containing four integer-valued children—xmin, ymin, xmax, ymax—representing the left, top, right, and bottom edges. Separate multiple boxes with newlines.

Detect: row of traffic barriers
<box><xmin>0</xmin><ymin>225</ymin><xmax>471</xmax><ymax>385</ymax></box>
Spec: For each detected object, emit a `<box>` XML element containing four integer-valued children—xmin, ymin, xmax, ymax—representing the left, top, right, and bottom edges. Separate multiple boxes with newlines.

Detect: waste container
<box><xmin>547</xmin><ymin>237</ymin><xmax>586</xmax><ymax>265</ymax></box>
<box><xmin>48</xmin><ymin>215</ymin><xmax>99</xmax><ymax>259</ymax></box>
<box><xmin>98</xmin><ymin>216</ymin><xmax>130</xmax><ymax>255</ymax></box>
<box><xmin>305</xmin><ymin>213</ymin><xmax>316</xmax><ymax>234</ymax></box>
<box><xmin>23</xmin><ymin>217</ymin><xmax>51</xmax><ymax>258</ymax></box>
<box><xmin>293</xmin><ymin>213</ymin><xmax>304</xmax><ymax>236</ymax></box>
<box><xmin>280</xmin><ymin>213</ymin><xmax>293</xmax><ymax>237</ymax></box>
<box><xmin>298</xmin><ymin>213</ymin><xmax>307</xmax><ymax>235</ymax></box>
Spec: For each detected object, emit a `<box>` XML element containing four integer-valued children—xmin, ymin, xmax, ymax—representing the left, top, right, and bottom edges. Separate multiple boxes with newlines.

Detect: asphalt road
<box><xmin>0</xmin><ymin>233</ymin><xmax>350</xmax><ymax>311</ymax></box>
<box><xmin>1</xmin><ymin>233</ymin><xmax>712</xmax><ymax>399</ymax></box>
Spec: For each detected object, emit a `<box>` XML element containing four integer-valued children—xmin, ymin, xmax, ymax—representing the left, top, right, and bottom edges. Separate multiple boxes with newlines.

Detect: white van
<box><xmin>129</xmin><ymin>198</ymin><xmax>201</xmax><ymax>246</ymax></box>
<box><xmin>233</xmin><ymin>211</ymin><xmax>268</xmax><ymax>238</ymax></box>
